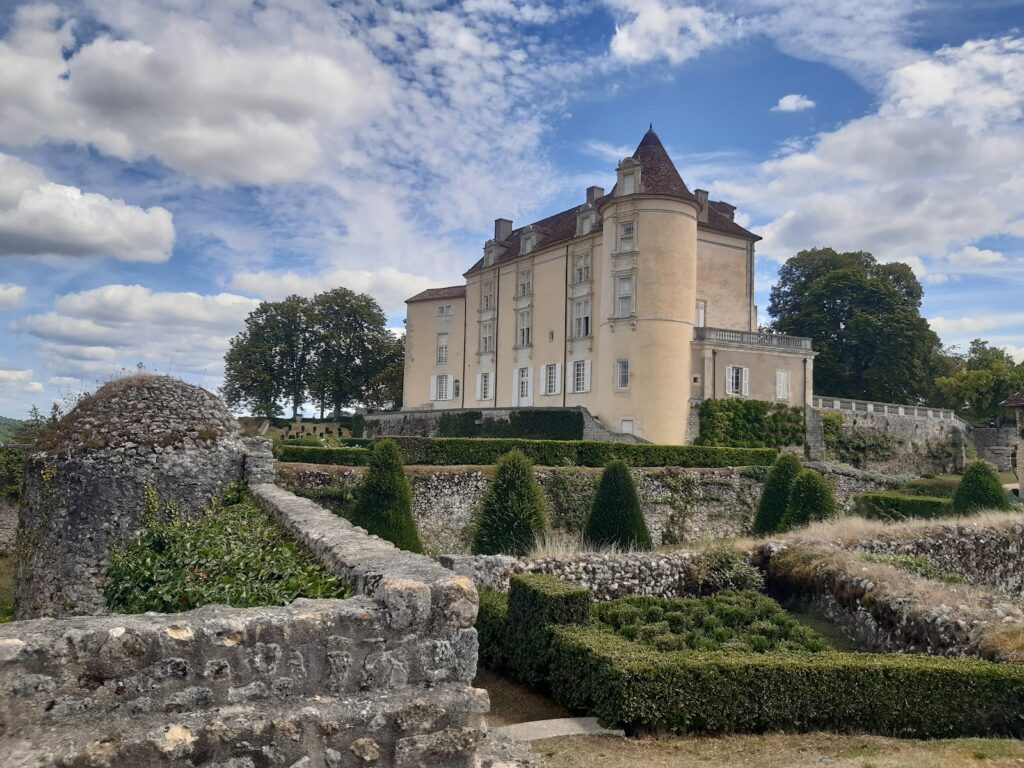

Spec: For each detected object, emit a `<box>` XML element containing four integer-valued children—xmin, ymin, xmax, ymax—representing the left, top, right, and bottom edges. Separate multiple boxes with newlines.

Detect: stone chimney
<box><xmin>586</xmin><ymin>186</ymin><xmax>604</xmax><ymax>203</ymax></box>
<box><xmin>494</xmin><ymin>218</ymin><xmax>512</xmax><ymax>241</ymax></box>
<box><xmin>694</xmin><ymin>189</ymin><xmax>709</xmax><ymax>223</ymax></box>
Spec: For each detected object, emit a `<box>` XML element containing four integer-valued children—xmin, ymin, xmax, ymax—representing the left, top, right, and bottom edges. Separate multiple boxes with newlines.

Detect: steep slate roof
<box><xmin>460</xmin><ymin>126</ymin><xmax>759</xmax><ymax>278</ymax></box>
<box><xmin>406</xmin><ymin>285</ymin><xmax>466</xmax><ymax>303</ymax></box>
<box><xmin>1001</xmin><ymin>390</ymin><xmax>1024</xmax><ymax>407</ymax></box>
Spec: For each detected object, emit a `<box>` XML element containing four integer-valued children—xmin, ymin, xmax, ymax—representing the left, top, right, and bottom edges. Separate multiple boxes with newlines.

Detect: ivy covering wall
<box><xmin>696</xmin><ymin>399</ymin><xmax>805</xmax><ymax>448</ymax></box>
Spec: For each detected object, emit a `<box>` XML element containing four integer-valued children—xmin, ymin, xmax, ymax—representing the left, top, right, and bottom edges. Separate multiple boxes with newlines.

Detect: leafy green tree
<box><xmin>768</xmin><ymin>248</ymin><xmax>944</xmax><ymax>403</ymax></box>
<box><xmin>363</xmin><ymin>333</ymin><xmax>405</xmax><ymax>411</ymax></box>
<box><xmin>350</xmin><ymin>440</ymin><xmax>423</xmax><ymax>552</ymax></box>
<box><xmin>472</xmin><ymin>450</ymin><xmax>549</xmax><ymax>556</ymax></box>
<box><xmin>584</xmin><ymin>460</ymin><xmax>652</xmax><ymax>550</ymax></box>
<box><xmin>780</xmin><ymin>469</ymin><xmax>837</xmax><ymax>531</ymax></box>
<box><xmin>935</xmin><ymin>340</ymin><xmax>1024</xmax><ymax>425</ymax></box>
<box><xmin>752</xmin><ymin>453</ymin><xmax>803</xmax><ymax>535</ymax></box>
<box><xmin>952</xmin><ymin>460</ymin><xmax>1010</xmax><ymax>515</ymax></box>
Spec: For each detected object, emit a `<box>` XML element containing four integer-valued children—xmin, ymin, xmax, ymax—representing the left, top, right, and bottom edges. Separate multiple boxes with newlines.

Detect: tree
<box><xmin>11</xmin><ymin>405</ymin><xmax>47</xmax><ymax>445</ymax></box>
<box><xmin>472</xmin><ymin>450</ymin><xmax>549</xmax><ymax>556</ymax></box>
<box><xmin>780</xmin><ymin>469</ymin><xmax>837</xmax><ymax>531</ymax></box>
<box><xmin>584</xmin><ymin>461</ymin><xmax>652</xmax><ymax>550</ymax></box>
<box><xmin>768</xmin><ymin>248</ymin><xmax>944</xmax><ymax>403</ymax></box>
<box><xmin>752</xmin><ymin>453</ymin><xmax>803</xmax><ymax>536</ymax></box>
<box><xmin>952</xmin><ymin>460</ymin><xmax>1010</xmax><ymax>515</ymax></box>
<box><xmin>306</xmin><ymin>288</ymin><xmax>401</xmax><ymax>419</ymax></box>
<box><xmin>362</xmin><ymin>333</ymin><xmax>405</xmax><ymax>411</ymax></box>
<box><xmin>935</xmin><ymin>340</ymin><xmax>1024</xmax><ymax>425</ymax></box>
<box><xmin>350</xmin><ymin>440</ymin><xmax>422</xmax><ymax>552</ymax></box>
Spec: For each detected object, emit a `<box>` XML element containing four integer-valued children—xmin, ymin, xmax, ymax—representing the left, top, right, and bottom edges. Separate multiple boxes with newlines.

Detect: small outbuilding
<box><xmin>1000</xmin><ymin>390</ymin><xmax>1024</xmax><ymax>485</ymax></box>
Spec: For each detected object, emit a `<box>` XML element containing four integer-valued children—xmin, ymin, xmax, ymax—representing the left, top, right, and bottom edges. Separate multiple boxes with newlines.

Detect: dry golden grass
<box><xmin>534</xmin><ymin>733</ymin><xmax>1024</xmax><ymax>768</ymax></box>
<box><xmin>776</xmin><ymin>510</ymin><xmax>1024</xmax><ymax>547</ymax></box>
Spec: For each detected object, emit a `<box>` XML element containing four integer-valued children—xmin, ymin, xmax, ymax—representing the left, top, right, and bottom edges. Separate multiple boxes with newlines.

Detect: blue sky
<box><xmin>0</xmin><ymin>0</ymin><xmax>1023</xmax><ymax>418</ymax></box>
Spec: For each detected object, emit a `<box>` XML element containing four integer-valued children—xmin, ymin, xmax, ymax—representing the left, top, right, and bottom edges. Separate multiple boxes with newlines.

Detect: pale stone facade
<box><xmin>403</xmin><ymin>128</ymin><xmax>815</xmax><ymax>444</ymax></box>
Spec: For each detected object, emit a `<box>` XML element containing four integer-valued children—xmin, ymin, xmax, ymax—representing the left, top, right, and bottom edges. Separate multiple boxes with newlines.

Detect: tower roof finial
<box><xmin>649</xmin><ymin>122</ymin><xmax>653</xmax><ymax>132</ymax></box>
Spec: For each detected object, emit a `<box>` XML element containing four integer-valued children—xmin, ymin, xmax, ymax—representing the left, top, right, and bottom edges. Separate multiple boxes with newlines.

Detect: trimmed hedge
<box><xmin>472</xmin><ymin>450</ymin><xmax>549</xmax><ymax>556</ymax></box>
<box><xmin>548</xmin><ymin>627</ymin><xmax>1024</xmax><ymax>737</ymax></box>
<box><xmin>278</xmin><ymin>437</ymin><xmax>777</xmax><ymax>468</ymax></box>
<box><xmin>902</xmin><ymin>476</ymin><xmax>960</xmax><ymax>499</ymax></box>
<box><xmin>504</xmin><ymin>573</ymin><xmax>591</xmax><ymax>686</ymax></box>
<box><xmin>350</xmin><ymin>440</ymin><xmax>422</xmax><ymax>553</ymax></box>
<box><xmin>854</xmin><ymin>492</ymin><xmax>953</xmax><ymax>521</ymax></box>
<box><xmin>954</xmin><ymin>460</ymin><xmax>1011</xmax><ymax>515</ymax></box>
<box><xmin>752</xmin><ymin>453</ymin><xmax>802</xmax><ymax>536</ymax></box>
<box><xmin>697</xmin><ymin>399</ymin><xmax>805</xmax><ymax>448</ymax></box>
<box><xmin>780</xmin><ymin>469</ymin><xmax>837</xmax><ymax>531</ymax></box>
<box><xmin>277</xmin><ymin>445</ymin><xmax>369</xmax><ymax>465</ymax></box>
<box><xmin>584</xmin><ymin>460</ymin><xmax>652</xmax><ymax>550</ymax></box>
<box><xmin>440</xmin><ymin>409</ymin><xmax>585</xmax><ymax>440</ymax></box>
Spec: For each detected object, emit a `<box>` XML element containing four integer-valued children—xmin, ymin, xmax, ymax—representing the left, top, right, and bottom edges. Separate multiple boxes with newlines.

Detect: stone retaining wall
<box><xmin>827</xmin><ymin>409</ymin><xmax>964</xmax><ymax>475</ymax></box>
<box><xmin>2</xmin><ymin>484</ymin><xmax>486</xmax><ymax>768</ymax></box>
<box><xmin>971</xmin><ymin>427</ymin><xmax>1018</xmax><ymax>472</ymax></box>
<box><xmin>278</xmin><ymin>462</ymin><xmax>905</xmax><ymax>554</ymax></box>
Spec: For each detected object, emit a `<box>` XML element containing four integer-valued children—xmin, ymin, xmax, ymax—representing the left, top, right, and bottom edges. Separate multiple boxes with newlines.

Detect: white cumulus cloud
<box><xmin>771</xmin><ymin>94</ymin><xmax>816</xmax><ymax>112</ymax></box>
<box><xmin>0</xmin><ymin>284</ymin><xmax>26</xmax><ymax>309</ymax></box>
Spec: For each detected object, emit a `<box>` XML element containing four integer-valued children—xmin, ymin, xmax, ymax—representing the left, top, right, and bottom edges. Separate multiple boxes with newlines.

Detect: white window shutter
<box><xmin>447</xmin><ymin>377</ymin><xmax>455</xmax><ymax>400</ymax></box>
<box><xmin>527</xmin><ymin>367</ymin><xmax>534</xmax><ymax>398</ymax></box>
<box><xmin>540</xmin><ymin>367</ymin><xmax>548</xmax><ymax>396</ymax></box>
<box><xmin>512</xmin><ymin>369</ymin><xmax>520</xmax><ymax>406</ymax></box>
<box><xmin>583</xmin><ymin>360</ymin><xmax>591</xmax><ymax>392</ymax></box>
<box><xmin>475</xmin><ymin>374</ymin><xmax>482</xmax><ymax>401</ymax></box>
<box><xmin>429</xmin><ymin>375</ymin><xmax>437</xmax><ymax>401</ymax></box>
<box><xmin>554</xmin><ymin>363</ymin><xmax>562</xmax><ymax>395</ymax></box>
<box><xmin>742</xmin><ymin>367</ymin><xmax>750</xmax><ymax>396</ymax></box>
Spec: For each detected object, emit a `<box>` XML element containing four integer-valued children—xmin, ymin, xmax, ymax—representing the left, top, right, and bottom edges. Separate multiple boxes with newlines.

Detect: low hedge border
<box><xmin>854</xmin><ymin>491</ymin><xmax>953</xmax><ymax>521</ymax></box>
<box><xmin>548</xmin><ymin>627</ymin><xmax>1024</xmax><ymax>737</ymax></box>
<box><xmin>277</xmin><ymin>437</ymin><xmax>777</xmax><ymax>468</ymax></box>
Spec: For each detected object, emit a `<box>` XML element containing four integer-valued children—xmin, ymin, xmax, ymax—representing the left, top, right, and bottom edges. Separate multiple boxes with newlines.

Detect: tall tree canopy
<box><xmin>934</xmin><ymin>339</ymin><xmax>1024</xmax><ymax>425</ymax></box>
<box><xmin>768</xmin><ymin>248</ymin><xmax>944</xmax><ymax>403</ymax></box>
<box><xmin>222</xmin><ymin>289</ymin><xmax>402</xmax><ymax>418</ymax></box>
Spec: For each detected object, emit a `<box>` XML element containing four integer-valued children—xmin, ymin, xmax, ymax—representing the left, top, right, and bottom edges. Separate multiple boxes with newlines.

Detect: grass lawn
<box><xmin>0</xmin><ymin>550</ymin><xmax>14</xmax><ymax>622</ymax></box>
<box><xmin>536</xmin><ymin>733</ymin><xmax>1024</xmax><ymax>767</ymax></box>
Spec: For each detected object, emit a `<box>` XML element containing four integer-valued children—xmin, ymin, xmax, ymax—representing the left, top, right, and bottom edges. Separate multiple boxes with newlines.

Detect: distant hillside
<box><xmin>0</xmin><ymin>416</ymin><xmax>25</xmax><ymax>444</ymax></box>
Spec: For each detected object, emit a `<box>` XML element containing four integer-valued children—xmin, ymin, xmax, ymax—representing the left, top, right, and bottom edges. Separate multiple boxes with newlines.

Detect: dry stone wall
<box><xmin>827</xmin><ymin>410</ymin><xmax>964</xmax><ymax>474</ymax></box>
<box><xmin>279</xmin><ymin>462</ymin><xmax>905</xmax><ymax>554</ymax></box>
<box><xmin>2</xmin><ymin>483</ymin><xmax>487</xmax><ymax>768</ymax></box>
<box><xmin>971</xmin><ymin>427</ymin><xmax>1018</xmax><ymax>472</ymax></box>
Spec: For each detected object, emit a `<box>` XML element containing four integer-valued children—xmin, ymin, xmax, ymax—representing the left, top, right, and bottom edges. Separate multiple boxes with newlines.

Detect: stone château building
<box><xmin>402</xmin><ymin>127</ymin><xmax>815</xmax><ymax>444</ymax></box>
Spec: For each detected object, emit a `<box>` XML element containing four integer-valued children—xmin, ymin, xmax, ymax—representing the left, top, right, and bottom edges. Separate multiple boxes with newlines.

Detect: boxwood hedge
<box><xmin>548</xmin><ymin>627</ymin><xmax>1024</xmax><ymax>737</ymax></box>
<box><xmin>854</xmin><ymin>491</ymin><xmax>953</xmax><ymax>521</ymax></box>
<box><xmin>278</xmin><ymin>437</ymin><xmax>777</xmax><ymax>468</ymax></box>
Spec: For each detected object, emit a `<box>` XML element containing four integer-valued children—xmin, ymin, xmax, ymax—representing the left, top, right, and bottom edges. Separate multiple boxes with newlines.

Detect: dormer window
<box><xmin>575</xmin><ymin>204</ymin><xmax>599</xmax><ymax>237</ymax></box>
<box><xmin>520</xmin><ymin>225</ymin><xmax>537</xmax><ymax>255</ymax></box>
<box><xmin>616</xmin><ymin>157</ymin><xmax>641</xmax><ymax>197</ymax></box>
<box><xmin>622</xmin><ymin>174</ymin><xmax>635</xmax><ymax>194</ymax></box>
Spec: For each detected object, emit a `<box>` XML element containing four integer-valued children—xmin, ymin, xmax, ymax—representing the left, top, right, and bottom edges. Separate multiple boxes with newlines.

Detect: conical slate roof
<box><xmin>629</xmin><ymin>125</ymin><xmax>697</xmax><ymax>201</ymax></box>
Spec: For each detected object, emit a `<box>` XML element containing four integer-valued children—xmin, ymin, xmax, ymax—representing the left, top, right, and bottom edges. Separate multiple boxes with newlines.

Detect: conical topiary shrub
<box><xmin>472</xmin><ymin>450</ymin><xmax>549</xmax><ymax>556</ymax></box>
<box><xmin>350</xmin><ymin>439</ymin><xmax>423</xmax><ymax>553</ymax></box>
<box><xmin>780</xmin><ymin>469</ymin><xmax>837</xmax><ymax>531</ymax></box>
<box><xmin>584</xmin><ymin>460</ymin><xmax>652</xmax><ymax>550</ymax></box>
<box><xmin>752</xmin><ymin>453</ymin><xmax>803</xmax><ymax>536</ymax></box>
<box><xmin>953</xmin><ymin>460</ymin><xmax>1010</xmax><ymax>515</ymax></box>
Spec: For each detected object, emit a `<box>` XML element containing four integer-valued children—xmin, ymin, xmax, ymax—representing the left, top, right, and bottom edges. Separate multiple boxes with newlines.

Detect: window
<box><xmin>453</xmin><ymin>379</ymin><xmax>461</xmax><ymax>399</ymax></box>
<box><xmin>619</xmin><ymin>221</ymin><xmax>635</xmax><ymax>251</ymax></box>
<box><xmin>437</xmin><ymin>304</ymin><xmax>453</xmax><ymax>317</ymax></box>
<box><xmin>696</xmin><ymin>299</ymin><xmax>706</xmax><ymax>328</ymax></box>
<box><xmin>574</xmin><ymin>252</ymin><xmax>591</xmax><ymax>283</ymax></box>
<box><xmin>519</xmin><ymin>367</ymin><xmax>530</xmax><ymax>400</ymax></box>
<box><xmin>621</xmin><ymin>174</ymin><xmax>635</xmax><ymax>195</ymax></box>
<box><xmin>776</xmin><ymin>370</ymin><xmax>791</xmax><ymax>401</ymax></box>
<box><xmin>479</xmin><ymin>372</ymin><xmax>492</xmax><ymax>400</ymax></box>
<box><xmin>480</xmin><ymin>322</ymin><xmax>494</xmax><ymax>353</ymax></box>
<box><xmin>726</xmin><ymin>366</ymin><xmax>749</xmax><ymax>397</ymax></box>
<box><xmin>518</xmin><ymin>268</ymin><xmax>532</xmax><ymax>297</ymax></box>
<box><xmin>482</xmin><ymin>281</ymin><xmax>494</xmax><ymax>309</ymax></box>
<box><xmin>434</xmin><ymin>374</ymin><xmax>450</xmax><ymax>400</ymax></box>
<box><xmin>616</xmin><ymin>274</ymin><xmax>634</xmax><ymax>317</ymax></box>
<box><xmin>542</xmin><ymin>363</ymin><xmax>561</xmax><ymax>396</ymax></box>
<box><xmin>572</xmin><ymin>359</ymin><xmax>591</xmax><ymax>393</ymax></box>
<box><xmin>620</xmin><ymin>419</ymin><xmax>634</xmax><ymax>435</ymax></box>
<box><xmin>517</xmin><ymin>310</ymin><xmax>532</xmax><ymax>347</ymax></box>
<box><xmin>573</xmin><ymin>298</ymin><xmax>591</xmax><ymax>338</ymax></box>
<box><xmin>436</xmin><ymin>333</ymin><xmax>449</xmax><ymax>365</ymax></box>
<box><xmin>616</xmin><ymin>359</ymin><xmax>630</xmax><ymax>390</ymax></box>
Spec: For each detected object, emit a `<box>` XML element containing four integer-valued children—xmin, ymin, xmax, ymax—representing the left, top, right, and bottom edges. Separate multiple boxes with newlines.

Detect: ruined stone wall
<box><xmin>827</xmin><ymin>409</ymin><xmax>964</xmax><ymax>474</ymax></box>
<box><xmin>278</xmin><ymin>462</ymin><xmax>905</xmax><ymax>554</ymax></box>
<box><xmin>2</xmin><ymin>484</ymin><xmax>486</xmax><ymax>768</ymax></box>
<box><xmin>971</xmin><ymin>427</ymin><xmax>1018</xmax><ymax>472</ymax></box>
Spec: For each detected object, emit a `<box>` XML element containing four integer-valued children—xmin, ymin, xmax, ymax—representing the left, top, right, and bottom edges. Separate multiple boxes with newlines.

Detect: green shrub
<box><xmin>752</xmin><ymin>453</ymin><xmax>803</xmax><ymax>535</ymax></box>
<box><xmin>854</xmin><ymin>492</ymin><xmax>953</xmax><ymax>521</ymax></box>
<box><xmin>697</xmin><ymin>399</ymin><xmax>805</xmax><ymax>448</ymax></box>
<box><xmin>472</xmin><ymin>450</ymin><xmax>550</xmax><ymax>555</ymax></box>
<box><xmin>351</xmin><ymin>440</ymin><xmax>422</xmax><ymax>553</ymax></box>
<box><xmin>690</xmin><ymin>547</ymin><xmax>765</xmax><ymax>594</ymax></box>
<box><xmin>277</xmin><ymin>437</ymin><xmax>778</xmax><ymax>468</ymax></box>
<box><xmin>351</xmin><ymin>413</ymin><xmax>365</xmax><ymax>438</ymax></box>
<box><xmin>283</xmin><ymin>435</ymin><xmax>323</xmax><ymax>447</ymax></box>
<box><xmin>477</xmin><ymin>588</ymin><xmax>510</xmax><ymax>670</ymax></box>
<box><xmin>902</xmin><ymin>476</ymin><xmax>960</xmax><ymax>499</ymax></box>
<box><xmin>439</xmin><ymin>409</ymin><xmax>585</xmax><ymax>440</ymax></box>
<box><xmin>780</xmin><ymin>469</ymin><xmax>837</xmax><ymax>531</ymax></box>
<box><xmin>593</xmin><ymin>592</ymin><xmax>830</xmax><ymax>654</ymax></box>
<box><xmin>440</xmin><ymin>410</ymin><xmax>483</xmax><ymax>437</ymax></box>
<box><xmin>504</xmin><ymin>573</ymin><xmax>592</xmax><ymax>685</ymax></box>
<box><xmin>0</xmin><ymin>446</ymin><xmax>25</xmax><ymax>501</ymax></box>
<box><xmin>584</xmin><ymin>461</ymin><xmax>651</xmax><ymax>550</ymax></box>
<box><xmin>277</xmin><ymin>445</ymin><xmax>369</xmax><ymax>465</ymax></box>
<box><xmin>953</xmin><ymin>461</ymin><xmax>1011</xmax><ymax>515</ymax></box>
<box><xmin>548</xmin><ymin>628</ymin><xmax>1024</xmax><ymax>737</ymax></box>
<box><xmin>104</xmin><ymin>485</ymin><xmax>346</xmax><ymax>613</ymax></box>
<box><xmin>821</xmin><ymin>411</ymin><xmax>844</xmax><ymax>452</ymax></box>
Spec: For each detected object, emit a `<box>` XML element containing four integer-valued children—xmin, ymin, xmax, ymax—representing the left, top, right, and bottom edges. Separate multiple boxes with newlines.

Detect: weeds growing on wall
<box><xmin>105</xmin><ymin>484</ymin><xmax>346</xmax><ymax>613</ymax></box>
<box><xmin>697</xmin><ymin>399</ymin><xmax>805</xmax><ymax>448</ymax></box>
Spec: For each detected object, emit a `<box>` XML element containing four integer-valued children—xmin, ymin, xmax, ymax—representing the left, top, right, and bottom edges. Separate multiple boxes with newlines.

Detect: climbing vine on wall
<box><xmin>696</xmin><ymin>399</ymin><xmax>805</xmax><ymax>448</ymax></box>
